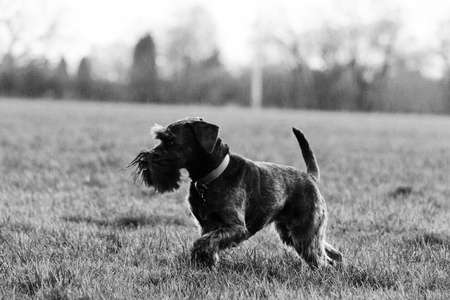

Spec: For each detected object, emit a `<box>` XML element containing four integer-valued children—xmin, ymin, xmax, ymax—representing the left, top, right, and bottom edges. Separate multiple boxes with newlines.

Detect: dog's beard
<box><xmin>126</xmin><ymin>150</ymin><xmax>182</xmax><ymax>193</ymax></box>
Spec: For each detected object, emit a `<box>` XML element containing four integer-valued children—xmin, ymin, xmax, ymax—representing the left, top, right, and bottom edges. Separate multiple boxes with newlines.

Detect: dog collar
<box><xmin>194</xmin><ymin>154</ymin><xmax>230</xmax><ymax>198</ymax></box>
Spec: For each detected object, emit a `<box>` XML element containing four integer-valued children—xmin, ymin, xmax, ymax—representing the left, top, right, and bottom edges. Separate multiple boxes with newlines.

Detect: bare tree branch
<box><xmin>0</xmin><ymin>0</ymin><xmax>61</xmax><ymax>60</ymax></box>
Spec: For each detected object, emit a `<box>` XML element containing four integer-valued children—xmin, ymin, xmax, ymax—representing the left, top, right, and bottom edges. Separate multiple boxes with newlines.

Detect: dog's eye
<box><xmin>168</xmin><ymin>140</ymin><xmax>175</xmax><ymax>146</ymax></box>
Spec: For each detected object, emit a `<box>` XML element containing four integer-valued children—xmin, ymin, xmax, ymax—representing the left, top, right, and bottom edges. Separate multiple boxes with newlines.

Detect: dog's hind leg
<box><xmin>286</xmin><ymin>204</ymin><xmax>330</xmax><ymax>269</ymax></box>
<box><xmin>275</xmin><ymin>221</ymin><xmax>294</xmax><ymax>246</ymax></box>
<box><xmin>324</xmin><ymin>241</ymin><xmax>343</xmax><ymax>265</ymax></box>
<box><xmin>291</xmin><ymin>229</ymin><xmax>328</xmax><ymax>269</ymax></box>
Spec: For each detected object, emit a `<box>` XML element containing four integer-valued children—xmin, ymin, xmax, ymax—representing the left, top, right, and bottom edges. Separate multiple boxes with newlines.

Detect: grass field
<box><xmin>1</xmin><ymin>98</ymin><xmax>449</xmax><ymax>299</ymax></box>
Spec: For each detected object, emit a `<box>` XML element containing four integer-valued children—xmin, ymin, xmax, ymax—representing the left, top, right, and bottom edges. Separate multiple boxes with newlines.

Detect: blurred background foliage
<box><xmin>1</xmin><ymin>1</ymin><xmax>450</xmax><ymax>114</ymax></box>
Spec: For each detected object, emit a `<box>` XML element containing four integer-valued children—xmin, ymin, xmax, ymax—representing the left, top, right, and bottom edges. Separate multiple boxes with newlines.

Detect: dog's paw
<box><xmin>191</xmin><ymin>242</ymin><xmax>219</xmax><ymax>268</ymax></box>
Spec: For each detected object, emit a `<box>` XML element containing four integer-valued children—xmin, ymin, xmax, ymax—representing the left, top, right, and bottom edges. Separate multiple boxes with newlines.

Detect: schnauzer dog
<box><xmin>127</xmin><ymin>117</ymin><xmax>342</xmax><ymax>268</ymax></box>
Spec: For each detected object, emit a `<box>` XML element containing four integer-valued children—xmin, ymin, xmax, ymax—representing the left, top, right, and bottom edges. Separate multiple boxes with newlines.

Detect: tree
<box><xmin>129</xmin><ymin>34</ymin><xmax>158</xmax><ymax>103</ymax></box>
<box><xmin>0</xmin><ymin>0</ymin><xmax>61</xmax><ymax>97</ymax></box>
<box><xmin>76</xmin><ymin>57</ymin><xmax>94</xmax><ymax>100</ymax></box>
<box><xmin>162</xmin><ymin>6</ymin><xmax>223</xmax><ymax>104</ymax></box>
<box><xmin>0</xmin><ymin>53</ymin><xmax>17</xmax><ymax>95</ymax></box>
<box><xmin>269</xmin><ymin>30</ymin><xmax>314</xmax><ymax>108</ymax></box>
<box><xmin>437</xmin><ymin>20</ymin><xmax>450</xmax><ymax>112</ymax></box>
<box><xmin>21</xmin><ymin>59</ymin><xmax>52</xmax><ymax>97</ymax></box>
<box><xmin>52</xmin><ymin>57</ymin><xmax>69</xmax><ymax>99</ymax></box>
<box><xmin>269</xmin><ymin>1</ymin><xmax>401</xmax><ymax>111</ymax></box>
<box><xmin>345</xmin><ymin>19</ymin><xmax>400</xmax><ymax>111</ymax></box>
<box><xmin>164</xmin><ymin>6</ymin><xmax>217</xmax><ymax>78</ymax></box>
<box><xmin>0</xmin><ymin>0</ymin><xmax>60</xmax><ymax>60</ymax></box>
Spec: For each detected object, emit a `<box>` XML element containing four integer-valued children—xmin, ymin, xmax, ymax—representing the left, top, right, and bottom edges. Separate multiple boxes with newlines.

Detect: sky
<box><xmin>3</xmin><ymin>0</ymin><xmax>450</xmax><ymax>75</ymax></box>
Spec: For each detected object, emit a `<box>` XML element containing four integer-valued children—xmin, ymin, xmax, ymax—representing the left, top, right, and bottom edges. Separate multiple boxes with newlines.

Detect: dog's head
<box><xmin>126</xmin><ymin>117</ymin><xmax>225</xmax><ymax>193</ymax></box>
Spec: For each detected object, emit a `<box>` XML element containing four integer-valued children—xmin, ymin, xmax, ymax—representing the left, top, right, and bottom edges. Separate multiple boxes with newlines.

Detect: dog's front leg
<box><xmin>191</xmin><ymin>225</ymin><xmax>248</xmax><ymax>266</ymax></box>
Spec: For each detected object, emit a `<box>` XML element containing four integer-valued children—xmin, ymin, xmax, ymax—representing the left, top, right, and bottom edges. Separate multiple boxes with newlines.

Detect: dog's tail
<box><xmin>292</xmin><ymin>127</ymin><xmax>320</xmax><ymax>182</ymax></box>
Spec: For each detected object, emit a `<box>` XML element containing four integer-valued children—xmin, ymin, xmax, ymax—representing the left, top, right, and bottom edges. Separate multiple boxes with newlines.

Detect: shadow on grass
<box><xmin>0</xmin><ymin>219</ymin><xmax>35</xmax><ymax>234</ymax></box>
<box><xmin>345</xmin><ymin>232</ymin><xmax>450</xmax><ymax>291</ymax></box>
<box><xmin>15</xmin><ymin>264</ymin><xmax>73</xmax><ymax>299</ymax></box>
<box><xmin>220</xmin><ymin>259</ymin><xmax>304</xmax><ymax>283</ymax></box>
<box><xmin>344</xmin><ymin>264</ymin><xmax>399</xmax><ymax>290</ymax></box>
<box><xmin>146</xmin><ymin>249</ymin><xmax>405</xmax><ymax>292</ymax></box>
<box><xmin>220</xmin><ymin>256</ymin><xmax>401</xmax><ymax>290</ymax></box>
<box><xmin>61</xmin><ymin>214</ymin><xmax>188</xmax><ymax>229</ymax></box>
<box><xmin>173</xmin><ymin>250</ymin><xmax>321</xmax><ymax>286</ymax></box>
<box><xmin>388</xmin><ymin>185</ymin><xmax>414</xmax><ymax>198</ymax></box>
<box><xmin>403</xmin><ymin>232</ymin><xmax>450</xmax><ymax>248</ymax></box>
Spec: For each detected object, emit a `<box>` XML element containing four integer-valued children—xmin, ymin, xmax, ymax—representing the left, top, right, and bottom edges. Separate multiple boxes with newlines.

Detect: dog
<box><xmin>127</xmin><ymin>117</ymin><xmax>342</xmax><ymax>268</ymax></box>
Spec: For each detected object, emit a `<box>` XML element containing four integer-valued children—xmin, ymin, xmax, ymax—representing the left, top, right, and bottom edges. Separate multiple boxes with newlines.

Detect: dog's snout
<box><xmin>149</xmin><ymin>144</ymin><xmax>167</xmax><ymax>158</ymax></box>
<box><xmin>142</xmin><ymin>151</ymin><xmax>155</xmax><ymax>162</ymax></box>
<box><xmin>149</xmin><ymin>149</ymin><xmax>161</xmax><ymax>159</ymax></box>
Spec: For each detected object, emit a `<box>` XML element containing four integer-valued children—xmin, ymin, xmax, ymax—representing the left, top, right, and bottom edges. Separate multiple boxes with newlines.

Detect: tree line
<box><xmin>0</xmin><ymin>33</ymin><xmax>252</xmax><ymax>105</ymax></box>
<box><xmin>1</xmin><ymin>5</ymin><xmax>450</xmax><ymax>114</ymax></box>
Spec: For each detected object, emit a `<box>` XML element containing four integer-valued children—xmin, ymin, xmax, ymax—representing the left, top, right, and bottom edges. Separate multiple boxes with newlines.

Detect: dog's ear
<box><xmin>191</xmin><ymin>121</ymin><xmax>219</xmax><ymax>154</ymax></box>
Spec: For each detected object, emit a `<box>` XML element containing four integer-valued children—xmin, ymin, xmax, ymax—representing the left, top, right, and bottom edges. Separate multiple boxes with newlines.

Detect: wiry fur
<box><xmin>128</xmin><ymin>118</ymin><xmax>342</xmax><ymax>269</ymax></box>
<box><xmin>126</xmin><ymin>123</ymin><xmax>184</xmax><ymax>193</ymax></box>
<box><xmin>126</xmin><ymin>149</ymin><xmax>182</xmax><ymax>193</ymax></box>
<box><xmin>151</xmin><ymin>124</ymin><xmax>174</xmax><ymax>141</ymax></box>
